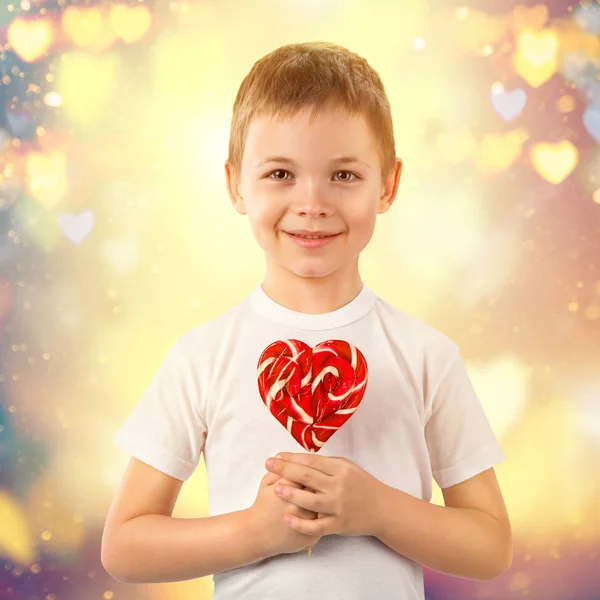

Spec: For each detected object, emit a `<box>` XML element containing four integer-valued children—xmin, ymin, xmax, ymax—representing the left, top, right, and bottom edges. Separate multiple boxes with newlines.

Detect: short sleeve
<box><xmin>424</xmin><ymin>343</ymin><xmax>506</xmax><ymax>489</ymax></box>
<box><xmin>113</xmin><ymin>339</ymin><xmax>207</xmax><ymax>481</ymax></box>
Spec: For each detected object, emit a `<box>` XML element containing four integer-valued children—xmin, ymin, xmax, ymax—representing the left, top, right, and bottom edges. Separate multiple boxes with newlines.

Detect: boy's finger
<box><xmin>290</xmin><ymin>505</ymin><xmax>318</xmax><ymax>520</ymax></box>
<box><xmin>261</xmin><ymin>471</ymin><xmax>280</xmax><ymax>486</ymax></box>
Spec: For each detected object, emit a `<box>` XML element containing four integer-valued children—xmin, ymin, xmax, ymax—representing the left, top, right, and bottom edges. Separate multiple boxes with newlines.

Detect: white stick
<box><xmin>306</xmin><ymin>448</ymin><xmax>316</xmax><ymax>557</ymax></box>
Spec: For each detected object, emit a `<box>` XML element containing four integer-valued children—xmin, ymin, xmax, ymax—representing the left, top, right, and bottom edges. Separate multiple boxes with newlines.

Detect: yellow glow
<box><xmin>513</xmin><ymin>28</ymin><xmax>558</xmax><ymax>88</ymax></box>
<box><xmin>452</xmin><ymin>9</ymin><xmax>507</xmax><ymax>54</ymax></box>
<box><xmin>62</xmin><ymin>6</ymin><xmax>116</xmax><ymax>53</ymax></box>
<box><xmin>26</xmin><ymin>150</ymin><xmax>68</xmax><ymax>209</ymax></box>
<box><xmin>475</xmin><ymin>130</ymin><xmax>523</xmax><ymax>173</ymax></box>
<box><xmin>43</xmin><ymin>91</ymin><xmax>62</xmax><ymax>108</ymax></box>
<box><xmin>467</xmin><ymin>356</ymin><xmax>529</xmax><ymax>437</ymax></box>
<box><xmin>436</xmin><ymin>130</ymin><xmax>476</xmax><ymax>164</ymax></box>
<box><xmin>0</xmin><ymin>491</ymin><xmax>34</xmax><ymax>564</ymax></box>
<box><xmin>7</xmin><ymin>17</ymin><xmax>53</xmax><ymax>62</ymax></box>
<box><xmin>109</xmin><ymin>3</ymin><xmax>152</xmax><ymax>44</ymax></box>
<box><xmin>531</xmin><ymin>141</ymin><xmax>579</xmax><ymax>184</ymax></box>
<box><xmin>55</xmin><ymin>52</ymin><xmax>120</xmax><ymax>123</ymax></box>
<box><xmin>413</xmin><ymin>37</ymin><xmax>425</xmax><ymax>50</ymax></box>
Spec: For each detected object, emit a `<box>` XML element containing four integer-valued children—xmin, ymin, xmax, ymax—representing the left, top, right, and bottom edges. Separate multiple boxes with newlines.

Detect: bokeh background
<box><xmin>1</xmin><ymin>0</ymin><xmax>599</xmax><ymax>598</ymax></box>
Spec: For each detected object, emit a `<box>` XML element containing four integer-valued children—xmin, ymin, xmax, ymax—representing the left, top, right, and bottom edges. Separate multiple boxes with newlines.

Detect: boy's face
<box><xmin>225</xmin><ymin>104</ymin><xmax>402</xmax><ymax>283</ymax></box>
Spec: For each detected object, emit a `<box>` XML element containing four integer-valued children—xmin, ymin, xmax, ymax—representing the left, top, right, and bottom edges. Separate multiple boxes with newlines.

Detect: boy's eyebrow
<box><xmin>255</xmin><ymin>156</ymin><xmax>371</xmax><ymax>169</ymax></box>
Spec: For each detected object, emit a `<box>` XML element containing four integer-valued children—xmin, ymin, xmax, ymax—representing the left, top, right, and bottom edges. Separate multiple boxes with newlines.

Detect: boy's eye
<box><xmin>266</xmin><ymin>169</ymin><xmax>358</xmax><ymax>182</ymax></box>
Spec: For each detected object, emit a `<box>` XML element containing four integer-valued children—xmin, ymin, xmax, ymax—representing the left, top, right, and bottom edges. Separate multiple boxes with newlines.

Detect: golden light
<box><xmin>468</xmin><ymin>356</ymin><xmax>530</xmax><ymax>437</ymax></box>
<box><xmin>557</xmin><ymin>94</ymin><xmax>576</xmax><ymax>113</ymax></box>
<box><xmin>452</xmin><ymin>9</ymin><xmax>507</xmax><ymax>55</ymax></box>
<box><xmin>386</xmin><ymin>187</ymin><xmax>485</xmax><ymax>280</ymax></box>
<box><xmin>455</xmin><ymin>7</ymin><xmax>469</xmax><ymax>21</ymax></box>
<box><xmin>436</xmin><ymin>130</ymin><xmax>476</xmax><ymax>164</ymax></box>
<box><xmin>7</xmin><ymin>17</ymin><xmax>54</xmax><ymax>63</ymax></box>
<box><xmin>101</xmin><ymin>238</ymin><xmax>140</xmax><ymax>274</ymax></box>
<box><xmin>584</xmin><ymin>305</ymin><xmax>600</xmax><ymax>320</ymax></box>
<box><xmin>513</xmin><ymin>28</ymin><xmax>559</xmax><ymax>88</ymax></box>
<box><xmin>43</xmin><ymin>91</ymin><xmax>62</xmax><ymax>108</ymax></box>
<box><xmin>413</xmin><ymin>37</ymin><xmax>425</xmax><ymax>51</ymax></box>
<box><xmin>109</xmin><ymin>3</ymin><xmax>152</xmax><ymax>44</ymax></box>
<box><xmin>26</xmin><ymin>150</ymin><xmax>68</xmax><ymax>209</ymax></box>
<box><xmin>0</xmin><ymin>491</ymin><xmax>34</xmax><ymax>564</ymax></box>
<box><xmin>501</xmin><ymin>396</ymin><xmax>600</xmax><ymax>541</ymax></box>
<box><xmin>491</xmin><ymin>81</ymin><xmax>505</xmax><ymax>94</ymax></box>
<box><xmin>530</xmin><ymin>141</ymin><xmax>579</xmax><ymax>184</ymax></box>
<box><xmin>55</xmin><ymin>52</ymin><xmax>120</xmax><ymax>124</ymax></box>
<box><xmin>474</xmin><ymin>130</ymin><xmax>524</xmax><ymax>174</ymax></box>
<box><xmin>62</xmin><ymin>5</ymin><xmax>116</xmax><ymax>53</ymax></box>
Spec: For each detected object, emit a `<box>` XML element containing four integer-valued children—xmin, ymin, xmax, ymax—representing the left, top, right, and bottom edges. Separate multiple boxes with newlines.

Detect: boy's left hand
<box><xmin>265</xmin><ymin>452</ymin><xmax>384</xmax><ymax>538</ymax></box>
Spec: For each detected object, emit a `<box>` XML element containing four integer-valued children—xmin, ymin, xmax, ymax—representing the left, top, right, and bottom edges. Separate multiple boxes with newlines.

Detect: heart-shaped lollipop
<box><xmin>257</xmin><ymin>339</ymin><xmax>368</xmax><ymax>452</ymax></box>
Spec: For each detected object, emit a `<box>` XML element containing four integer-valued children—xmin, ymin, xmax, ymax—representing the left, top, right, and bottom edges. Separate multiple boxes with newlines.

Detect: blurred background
<box><xmin>0</xmin><ymin>0</ymin><xmax>599</xmax><ymax>598</ymax></box>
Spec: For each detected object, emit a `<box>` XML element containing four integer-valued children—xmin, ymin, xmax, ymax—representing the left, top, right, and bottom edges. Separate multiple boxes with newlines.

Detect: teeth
<box><xmin>293</xmin><ymin>234</ymin><xmax>329</xmax><ymax>239</ymax></box>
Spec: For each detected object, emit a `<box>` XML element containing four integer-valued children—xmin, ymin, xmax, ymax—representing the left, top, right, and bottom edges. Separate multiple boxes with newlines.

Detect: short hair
<box><xmin>227</xmin><ymin>41</ymin><xmax>396</xmax><ymax>181</ymax></box>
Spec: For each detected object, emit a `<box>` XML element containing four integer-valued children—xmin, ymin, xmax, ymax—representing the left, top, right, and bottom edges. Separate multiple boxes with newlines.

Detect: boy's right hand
<box><xmin>247</xmin><ymin>471</ymin><xmax>322</xmax><ymax>556</ymax></box>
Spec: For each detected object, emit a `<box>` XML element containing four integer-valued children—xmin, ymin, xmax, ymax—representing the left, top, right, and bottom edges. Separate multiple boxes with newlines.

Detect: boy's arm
<box><xmin>102</xmin><ymin>508</ymin><xmax>269</xmax><ymax>583</ymax></box>
<box><xmin>372</xmin><ymin>468</ymin><xmax>512</xmax><ymax>582</ymax></box>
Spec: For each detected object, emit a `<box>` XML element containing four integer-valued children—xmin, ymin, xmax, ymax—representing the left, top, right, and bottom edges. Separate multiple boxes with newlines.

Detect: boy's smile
<box><xmin>283</xmin><ymin>230</ymin><xmax>342</xmax><ymax>249</ymax></box>
<box><xmin>225</xmin><ymin>103</ymin><xmax>402</xmax><ymax>313</ymax></box>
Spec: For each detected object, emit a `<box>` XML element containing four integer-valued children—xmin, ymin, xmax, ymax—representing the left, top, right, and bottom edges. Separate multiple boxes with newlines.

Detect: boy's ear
<box><xmin>378</xmin><ymin>157</ymin><xmax>403</xmax><ymax>215</ymax></box>
<box><xmin>224</xmin><ymin>161</ymin><xmax>247</xmax><ymax>215</ymax></box>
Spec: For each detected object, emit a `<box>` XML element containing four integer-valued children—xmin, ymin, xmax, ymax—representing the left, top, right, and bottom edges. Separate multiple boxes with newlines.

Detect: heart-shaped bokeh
<box><xmin>58</xmin><ymin>210</ymin><xmax>95</xmax><ymax>244</ymax></box>
<box><xmin>109</xmin><ymin>4</ymin><xmax>152</xmax><ymax>44</ymax></box>
<box><xmin>490</xmin><ymin>88</ymin><xmax>527</xmax><ymax>122</ymax></box>
<box><xmin>62</xmin><ymin>6</ymin><xmax>116</xmax><ymax>53</ymax></box>
<box><xmin>513</xmin><ymin>29</ymin><xmax>559</xmax><ymax>88</ymax></box>
<box><xmin>530</xmin><ymin>140</ymin><xmax>579</xmax><ymax>184</ymax></box>
<box><xmin>7</xmin><ymin>17</ymin><xmax>54</xmax><ymax>63</ymax></box>
<box><xmin>257</xmin><ymin>339</ymin><xmax>368</xmax><ymax>452</ymax></box>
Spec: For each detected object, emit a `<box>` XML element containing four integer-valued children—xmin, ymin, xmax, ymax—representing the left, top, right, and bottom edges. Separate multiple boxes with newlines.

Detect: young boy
<box><xmin>101</xmin><ymin>41</ymin><xmax>512</xmax><ymax>599</ymax></box>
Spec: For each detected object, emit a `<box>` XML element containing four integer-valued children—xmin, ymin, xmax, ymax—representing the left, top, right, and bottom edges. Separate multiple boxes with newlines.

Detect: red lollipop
<box><xmin>257</xmin><ymin>339</ymin><xmax>368</xmax><ymax>452</ymax></box>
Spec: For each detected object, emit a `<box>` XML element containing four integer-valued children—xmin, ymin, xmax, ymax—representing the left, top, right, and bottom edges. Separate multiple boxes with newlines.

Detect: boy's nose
<box><xmin>292</xmin><ymin>201</ymin><xmax>334</xmax><ymax>217</ymax></box>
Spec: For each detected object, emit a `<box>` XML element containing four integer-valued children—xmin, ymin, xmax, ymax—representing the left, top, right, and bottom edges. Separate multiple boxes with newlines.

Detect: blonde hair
<box><xmin>227</xmin><ymin>41</ymin><xmax>396</xmax><ymax>181</ymax></box>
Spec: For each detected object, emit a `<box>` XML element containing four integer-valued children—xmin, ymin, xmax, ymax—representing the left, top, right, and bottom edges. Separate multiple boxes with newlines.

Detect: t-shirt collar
<box><xmin>248</xmin><ymin>281</ymin><xmax>376</xmax><ymax>330</ymax></box>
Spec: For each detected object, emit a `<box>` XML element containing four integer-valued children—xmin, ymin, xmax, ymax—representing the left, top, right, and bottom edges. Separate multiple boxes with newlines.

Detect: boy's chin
<box><xmin>284</xmin><ymin>263</ymin><xmax>348</xmax><ymax>280</ymax></box>
<box><xmin>265</xmin><ymin>252</ymin><xmax>354</xmax><ymax>280</ymax></box>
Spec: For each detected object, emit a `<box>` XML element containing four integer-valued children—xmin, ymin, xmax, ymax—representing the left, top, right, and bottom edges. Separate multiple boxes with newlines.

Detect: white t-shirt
<box><xmin>113</xmin><ymin>282</ymin><xmax>505</xmax><ymax>600</ymax></box>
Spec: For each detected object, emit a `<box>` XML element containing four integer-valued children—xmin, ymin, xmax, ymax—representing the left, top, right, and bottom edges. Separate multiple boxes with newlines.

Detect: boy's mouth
<box><xmin>289</xmin><ymin>233</ymin><xmax>335</xmax><ymax>239</ymax></box>
<box><xmin>284</xmin><ymin>230</ymin><xmax>341</xmax><ymax>239</ymax></box>
<box><xmin>283</xmin><ymin>231</ymin><xmax>341</xmax><ymax>249</ymax></box>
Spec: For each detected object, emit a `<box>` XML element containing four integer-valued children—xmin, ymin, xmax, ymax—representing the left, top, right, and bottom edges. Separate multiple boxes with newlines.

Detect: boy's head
<box><xmin>225</xmin><ymin>41</ymin><xmax>402</xmax><ymax>285</ymax></box>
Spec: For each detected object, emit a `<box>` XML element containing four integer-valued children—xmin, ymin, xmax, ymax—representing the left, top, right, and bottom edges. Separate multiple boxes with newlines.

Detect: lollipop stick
<box><xmin>305</xmin><ymin>447</ymin><xmax>316</xmax><ymax>556</ymax></box>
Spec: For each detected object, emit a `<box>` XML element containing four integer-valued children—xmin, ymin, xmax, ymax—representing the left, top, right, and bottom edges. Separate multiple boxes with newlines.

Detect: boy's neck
<box><xmin>261</xmin><ymin>267</ymin><xmax>364</xmax><ymax>315</ymax></box>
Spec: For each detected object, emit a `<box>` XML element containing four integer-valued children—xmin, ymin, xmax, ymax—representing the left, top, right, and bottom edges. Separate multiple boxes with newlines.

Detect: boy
<box><xmin>101</xmin><ymin>41</ymin><xmax>512</xmax><ymax>599</ymax></box>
